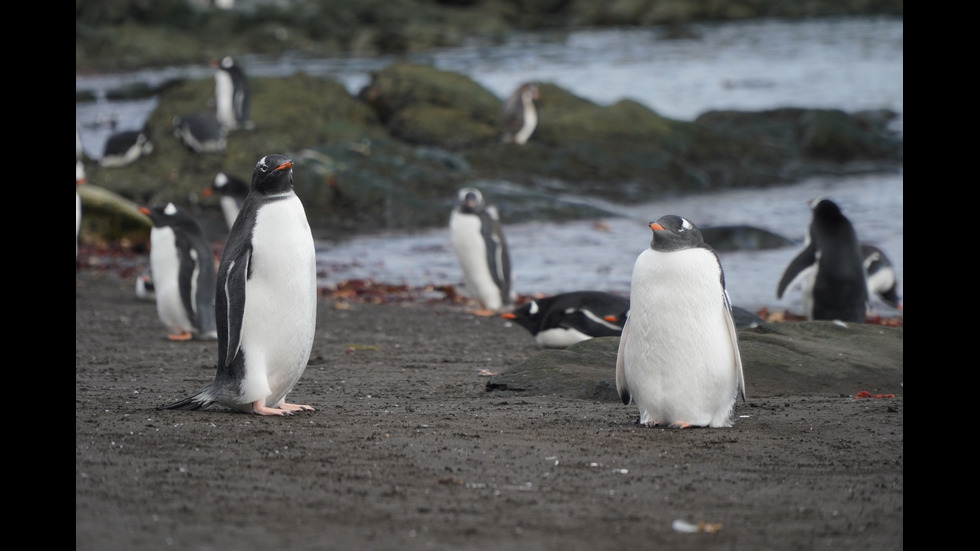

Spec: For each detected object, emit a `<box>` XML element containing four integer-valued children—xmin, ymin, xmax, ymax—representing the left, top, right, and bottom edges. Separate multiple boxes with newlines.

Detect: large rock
<box><xmin>486</xmin><ymin>320</ymin><xmax>903</xmax><ymax>400</ymax></box>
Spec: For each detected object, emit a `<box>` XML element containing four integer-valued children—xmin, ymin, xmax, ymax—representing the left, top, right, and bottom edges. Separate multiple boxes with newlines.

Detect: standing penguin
<box><xmin>204</xmin><ymin>171</ymin><xmax>249</xmax><ymax>230</ymax></box>
<box><xmin>139</xmin><ymin>203</ymin><xmax>218</xmax><ymax>341</ymax></box>
<box><xmin>502</xmin><ymin>291</ymin><xmax>629</xmax><ymax>348</ymax></box>
<box><xmin>501</xmin><ymin>83</ymin><xmax>540</xmax><ymax>145</ymax></box>
<box><xmin>159</xmin><ymin>154</ymin><xmax>317</xmax><ymax>416</ymax></box>
<box><xmin>213</xmin><ymin>56</ymin><xmax>253</xmax><ymax>131</ymax></box>
<box><xmin>776</xmin><ymin>198</ymin><xmax>868</xmax><ymax>322</ymax></box>
<box><xmin>615</xmin><ymin>215</ymin><xmax>745</xmax><ymax>428</ymax></box>
<box><xmin>449</xmin><ymin>187</ymin><xmax>515</xmax><ymax>315</ymax></box>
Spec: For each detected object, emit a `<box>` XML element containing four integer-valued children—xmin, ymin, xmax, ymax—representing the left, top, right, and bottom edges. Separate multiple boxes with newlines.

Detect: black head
<box><xmin>648</xmin><ymin>215</ymin><xmax>706</xmax><ymax>252</ymax></box>
<box><xmin>809</xmin><ymin>197</ymin><xmax>848</xmax><ymax>222</ymax></box>
<box><xmin>251</xmin><ymin>154</ymin><xmax>294</xmax><ymax>195</ymax></box>
<box><xmin>455</xmin><ymin>187</ymin><xmax>485</xmax><ymax>214</ymax></box>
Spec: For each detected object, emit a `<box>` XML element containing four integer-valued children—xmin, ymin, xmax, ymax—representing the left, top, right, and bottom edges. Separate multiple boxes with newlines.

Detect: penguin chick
<box><xmin>615</xmin><ymin>215</ymin><xmax>745</xmax><ymax>428</ymax></box>
<box><xmin>139</xmin><ymin>203</ymin><xmax>218</xmax><ymax>341</ymax></box>
<box><xmin>449</xmin><ymin>187</ymin><xmax>515</xmax><ymax>316</ymax></box>
<box><xmin>159</xmin><ymin>154</ymin><xmax>317</xmax><ymax>416</ymax></box>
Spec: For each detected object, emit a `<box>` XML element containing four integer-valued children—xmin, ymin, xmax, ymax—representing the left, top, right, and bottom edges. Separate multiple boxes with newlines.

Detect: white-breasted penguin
<box><xmin>776</xmin><ymin>198</ymin><xmax>869</xmax><ymax>322</ymax></box>
<box><xmin>501</xmin><ymin>83</ymin><xmax>540</xmax><ymax>145</ymax></box>
<box><xmin>100</xmin><ymin>127</ymin><xmax>154</xmax><ymax>168</ymax></box>
<box><xmin>135</xmin><ymin>266</ymin><xmax>155</xmax><ymax>301</ymax></box>
<box><xmin>204</xmin><ymin>172</ymin><xmax>249</xmax><ymax>230</ymax></box>
<box><xmin>172</xmin><ymin>114</ymin><xmax>227</xmax><ymax>154</ymax></box>
<box><xmin>212</xmin><ymin>56</ymin><xmax>253</xmax><ymax>131</ymax></box>
<box><xmin>861</xmin><ymin>243</ymin><xmax>901</xmax><ymax>312</ymax></box>
<box><xmin>139</xmin><ymin>203</ymin><xmax>218</xmax><ymax>341</ymax></box>
<box><xmin>502</xmin><ymin>291</ymin><xmax>629</xmax><ymax>348</ymax></box>
<box><xmin>615</xmin><ymin>215</ymin><xmax>745</xmax><ymax>428</ymax></box>
<box><xmin>159</xmin><ymin>154</ymin><xmax>317</xmax><ymax>416</ymax></box>
<box><xmin>449</xmin><ymin>187</ymin><xmax>516</xmax><ymax>315</ymax></box>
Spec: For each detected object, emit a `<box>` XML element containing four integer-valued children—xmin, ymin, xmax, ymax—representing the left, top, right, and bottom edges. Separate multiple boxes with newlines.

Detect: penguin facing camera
<box><xmin>616</xmin><ymin>215</ymin><xmax>745</xmax><ymax>428</ymax></box>
<box><xmin>159</xmin><ymin>154</ymin><xmax>317</xmax><ymax>416</ymax></box>
<box><xmin>776</xmin><ymin>198</ymin><xmax>869</xmax><ymax>322</ymax></box>
<box><xmin>212</xmin><ymin>56</ymin><xmax>253</xmax><ymax>131</ymax></box>
<box><xmin>501</xmin><ymin>82</ymin><xmax>540</xmax><ymax>145</ymax></box>
<box><xmin>139</xmin><ymin>203</ymin><xmax>218</xmax><ymax>341</ymax></box>
<box><xmin>502</xmin><ymin>291</ymin><xmax>629</xmax><ymax>348</ymax></box>
<box><xmin>449</xmin><ymin>187</ymin><xmax>516</xmax><ymax>316</ymax></box>
<box><xmin>204</xmin><ymin>172</ymin><xmax>249</xmax><ymax>230</ymax></box>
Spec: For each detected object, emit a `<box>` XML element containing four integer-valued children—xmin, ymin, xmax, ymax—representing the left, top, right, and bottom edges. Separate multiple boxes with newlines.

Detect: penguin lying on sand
<box><xmin>776</xmin><ymin>198</ymin><xmax>869</xmax><ymax>322</ymax></box>
<box><xmin>616</xmin><ymin>215</ymin><xmax>745</xmax><ymax>428</ymax></box>
<box><xmin>159</xmin><ymin>154</ymin><xmax>317</xmax><ymax>416</ymax></box>
<box><xmin>449</xmin><ymin>187</ymin><xmax>516</xmax><ymax>316</ymax></box>
<box><xmin>502</xmin><ymin>291</ymin><xmax>629</xmax><ymax>348</ymax></box>
<box><xmin>140</xmin><ymin>203</ymin><xmax>218</xmax><ymax>341</ymax></box>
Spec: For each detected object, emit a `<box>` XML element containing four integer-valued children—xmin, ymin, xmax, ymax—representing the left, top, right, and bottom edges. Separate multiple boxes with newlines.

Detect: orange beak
<box><xmin>139</xmin><ymin>207</ymin><xmax>151</xmax><ymax>215</ymax></box>
<box><xmin>276</xmin><ymin>160</ymin><xmax>294</xmax><ymax>171</ymax></box>
<box><xmin>501</xmin><ymin>312</ymin><xmax>517</xmax><ymax>319</ymax></box>
<box><xmin>649</xmin><ymin>223</ymin><xmax>664</xmax><ymax>231</ymax></box>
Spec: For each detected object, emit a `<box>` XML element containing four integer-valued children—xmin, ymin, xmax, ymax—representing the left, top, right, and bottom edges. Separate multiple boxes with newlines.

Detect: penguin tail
<box><xmin>158</xmin><ymin>392</ymin><xmax>213</xmax><ymax>411</ymax></box>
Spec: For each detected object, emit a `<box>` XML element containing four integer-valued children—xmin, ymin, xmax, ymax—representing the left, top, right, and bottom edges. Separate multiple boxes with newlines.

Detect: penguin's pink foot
<box><xmin>668</xmin><ymin>422</ymin><xmax>695</xmax><ymax>429</ymax></box>
<box><xmin>168</xmin><ymin>331</ymin><xmax>192</xmax><ymax>341</ymax></box>
<box><xmin>469</xmin><ymin>309</ymin><xmax>498</xmax><ymax>317</ymax></box>
<box><xmin>251</xmin><ymin>401</ymin><xmax>315</xmax><ymax>416</ymax></box>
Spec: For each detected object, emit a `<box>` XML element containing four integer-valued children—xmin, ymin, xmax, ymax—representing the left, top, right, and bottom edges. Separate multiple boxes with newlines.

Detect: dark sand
<box><xmin>76</xmin><ymin>265</ymin><xmax>903</xmax><ymax>551</ymax></box>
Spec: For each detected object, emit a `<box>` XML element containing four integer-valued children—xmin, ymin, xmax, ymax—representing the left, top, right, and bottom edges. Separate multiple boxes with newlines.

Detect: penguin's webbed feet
<box><xmin>251</xmin><ymin>401</ymin><xmax>315</xmax><ymax>416</ymax></box>
<box><xmin>167</xmin><ymin>331</ymin><xmax>193</xmax><ymax>341</ymax></box>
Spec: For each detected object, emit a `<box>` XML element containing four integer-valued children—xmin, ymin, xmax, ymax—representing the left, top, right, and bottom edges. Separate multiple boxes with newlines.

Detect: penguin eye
<box><xmin>259</xmin><ymin>163</ymin><xmax>269</xmax><ymax>173</ymax></box>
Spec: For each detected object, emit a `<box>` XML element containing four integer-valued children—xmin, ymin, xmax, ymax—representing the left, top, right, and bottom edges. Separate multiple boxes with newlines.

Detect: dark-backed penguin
<box><xmin>502</xmin><ymin>291</ymin><xmax>629</xmax><ymax>348</ymax></box>
<box><xmin>172</xmin><ymin>114</ymin><xmax>226</xmax><ymax>154</ymax></box>
<box><xmin>449</xmin><ymin>187</ymin><xmax>516</xmax><ymax>316</ymax></box>
<box><xmin>139</xmin><ymin>203</ymin><xmax>218</xmax><ymax>341</ymax></box>
<box><xmin>861</xmin><ymin>243</ymin><xmax>901</xmax><ymax>312</ymax></box>
<box><xmin>776</xmin><ymin>198</ymin><xmax>868</xmax><ymax>322</ymax></box>
<box><xmin>615</xmin><ymin>215</ymin><xmax>745</xmax><ymax>428</ymax></box>
<box><xmin>212</xmin><ymin>56</ymin><xmax>253</xmax><ymax>131</ymax></box>
<box><xmin>100</xmin><ymin>127</ymin><xmax>154</xmax><ymax>168</ymax></box>
<box><xmin>159</xmin><ymin>154</ymin><xmax>317</xmax><ymax>416</ymax></box>
<box><xmin>501</xmin><ymin>82</ymin><xmax>540</xmax><ymax>145</ymax></box>
<box><xmin>204</xmin><ymin>172</ymin><xmax>249</xmax><ymax>230</ymax></box>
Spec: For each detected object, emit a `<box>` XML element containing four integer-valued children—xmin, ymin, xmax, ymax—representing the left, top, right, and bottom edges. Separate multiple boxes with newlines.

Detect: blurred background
<box><xmin>76</xmin><ymin>0</ymin><xmax>903</xmax><ymax>318</ymax></box>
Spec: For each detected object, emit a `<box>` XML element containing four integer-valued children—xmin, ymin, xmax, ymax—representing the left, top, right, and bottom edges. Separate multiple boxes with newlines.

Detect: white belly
<box><xmin>449</xmin><ymin>212</ymin><xmax>503</xmax><ymax>311</ymax></box>
<box><xmin>215</xmin><ymin>72</ymin><xmax>236</xmax><ymax>129</ymax></box>
<box><xmin>622</xmin><ymin>248</ymin><xmax>738</xmax><ymax>427</ymax></box>
<box><xmin>239</xmin><ymin>194</ymin><xmax>317</xmax><ymax>407</ymax></box>
<box><xmin>150</xmin><ymin>227</ymin><xmax>194</xmax><ymax>334</ymax></box>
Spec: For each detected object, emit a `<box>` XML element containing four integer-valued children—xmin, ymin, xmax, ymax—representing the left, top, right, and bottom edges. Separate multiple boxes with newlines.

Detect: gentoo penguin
<box><xmin>76</xmin><ymin>160</ymin><xmax>86</xmax><ymax>259</ymax></box>
<box><xmin>100</xmin><ymin>127</ymin><xmax>154</xmax><ymax>168</ymax></box>
<box><xmin>139</xmin><ymin>203</ymin><xmax>218</xmax><ymax>341</ymax></box>
<box><xmin>449</xmin><ymin>187</ymin><xmax>516</xmax><ymax>315</ymax></box>
<box><xmin>615</xmin><ymin>215</ymin><xmax>745</xmax><ymax>428</ymax></box>
<box><xmin>159</xmin><ymin>154</ymin><xmax>317</xmax><ymax>416</ymax></box>
<box><xmin>501</xmin><ymin>82</ymin><xmax>540</xmax><ymax>145</ymax></box>
<box><xmin>212</xmin><ymin>56</ymin><xmax>253</xmax><ymax>131</ymax></box>
<box><xmin>502</xmin><ymin>291</ymin><xmax>629</xmax><ymax>348</ymax></box>
<box><xmin>776</xmin><ymin>198</ymin><xmax>868</xmax><ymax>322</ymax></box>
<box><xmin>861</xmin><ymin>243</ymin><xmax>901</xmax><ymax>311</ymax></box>
<box><xmin>135</xmin><ymin>267</ymin><xmax>155</xmax><ymax>301</ymax></box>
<box><xmin>204</xmin><ymin>172</ymin><xmax>249</xmax><ymax>230</ymax></box>
<box><xmin>172</xmin><ymin>114</ymin><xmax>226</xmax><ymax>154</ymax></box>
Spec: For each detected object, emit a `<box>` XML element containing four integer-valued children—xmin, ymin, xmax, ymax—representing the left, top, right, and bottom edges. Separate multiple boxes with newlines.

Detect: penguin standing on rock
<box><xmin>449</xmin><ymin>187</ymin><xmax>516</xmax><ymax>316</ymax></box>
<box><xmin>616</xmin><ymin>215</ymin><xmax>745</xmax><ymax>428</ymax></box>
<box><xmin>160</xmin><ymin>154</ymin><xmax>317</xmax><ymax>416</ymax></box>
<box><xmin>501</xmin><ymin>82</ymin><xmax>540</xmax><ymax>145</ymax></box>
<box><xmin>204</xmin><ymin>172</ymin><xmax>249</xmax><ymax>230</ymax></box>
<box><xmin>502</xmin><ymin>291</ymin><xmax>629</xmax><ymax>348</ymax></box>
<box><xmin>139</xmin><ymin>203</ymin><xmax>218</xmax><ymax>341</ymax></box>
<box><xmin>776</xmin><ymin>198</ymin><xmax>868</xmax><ymax>322</ymax></box>
<box><xmin>213</xmin><ymin>56</ymin><xmax>253</xmax><ymax>131</ymax></box>
<box><xmin>861</xmin><ymin>243</ymin><xmax>901</xmax><ymax>312</ymax></box>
